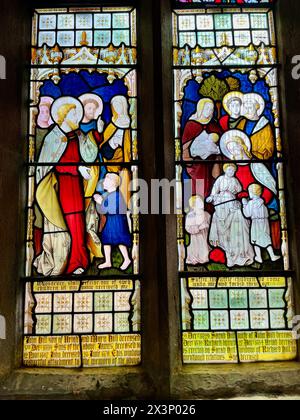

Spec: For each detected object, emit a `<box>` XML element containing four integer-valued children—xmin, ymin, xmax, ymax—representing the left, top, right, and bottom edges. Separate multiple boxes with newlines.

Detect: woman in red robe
<box><xmin>182</xmin><ymin>98</ymin><xmax>223</xmax><ymax>198</ymax></box>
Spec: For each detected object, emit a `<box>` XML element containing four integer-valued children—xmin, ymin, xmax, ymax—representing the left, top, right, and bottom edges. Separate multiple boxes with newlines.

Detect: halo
<box><xmin>223</xmin><ymin>91</ymin><xmax>244</xmax><ymax>116</ymax></box>
<box><xmin>220</xmin><ymin>129</ymin><xmax>251</xmax><ymax>160</ymax></box>
<box><xmin>242</xmin><ymin>93</ymin><xmax>265</xmax><ymax>120</ymax></box>
<box><xmin>79</xmin><ymin>93</ymin><xmax>103</xmax><ymax>119</ymax></box>
<box><xmin>51</xmin><ymin>96</ymin><xmax>83</xmax><ymax>126</ymax></box>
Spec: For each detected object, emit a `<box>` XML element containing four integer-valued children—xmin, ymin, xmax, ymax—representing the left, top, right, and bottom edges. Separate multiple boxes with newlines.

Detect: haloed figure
<box><xmin>79</xmin><ymin>93</ymin><xmax>104</xmax><ymax>135</ymax></box>
<box><xmin>243</xmin><ymin>93</ymin><xmax>275</xmax><ymax>161</ymax></box>
<box><xmin>34</xmin><ymin>97</ymin><xmax>91</xmax><ymax>277</ymax></box>
<box><xmin>100</xmin><ymin>95</ymin><xmax>132</xmax><ymax>206</ymax></box>
<box><xmin>207</xmin><ymin>163</ymin><xmax>254</xmax><ymax>268</ymax></box>
<box><xmin>220</xmin><ymin>92</ymin><xmax>247</xmax><ymax>132</ymax></box>
<box><xmin>78</xmin><ymin>93</ymin><xmax>106</xmax><ymax>263</ymax></box>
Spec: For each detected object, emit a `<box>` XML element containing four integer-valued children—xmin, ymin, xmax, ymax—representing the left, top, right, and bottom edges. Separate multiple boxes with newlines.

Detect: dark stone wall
<box><xmin>0</xmin><ymin>0</ymin><xmax>29</xmax><ymax>376</ymax></box>
<box><xmin>278</xmin><ymin>0</ymin><xmax>300</xmax><ymax>326</ymax></box>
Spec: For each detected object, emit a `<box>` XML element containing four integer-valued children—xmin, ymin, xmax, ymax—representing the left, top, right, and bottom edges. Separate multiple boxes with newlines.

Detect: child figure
<box><xmin>185</xmin><ymin>195</ymin><xmax>211</xmax><ymax>265</ymax></box>
<box><xmin>242</xmin><ymin>183</ymin><xmax>281</xmax><ymax>264</ymax></box>
<box><xmin>94</xmin><ymin>173</ymin><xmax>132</xmax><ymax>271</ymax></box>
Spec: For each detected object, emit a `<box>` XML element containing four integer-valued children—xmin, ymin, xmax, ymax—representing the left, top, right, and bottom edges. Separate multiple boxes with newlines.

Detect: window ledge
<box><xmin>171</xmin><ymin>361</ymin><xmax>300</xmax><ymax>399</ymax></box>
<box><xmin>0</xmin><ymin>367</ymin><xmax>155</xmax><ymax>400</ymax></box>
<box><xmin>2</xmin><ymin>362</ymin><xmax>300</xmax><ymax>399</ymax></box>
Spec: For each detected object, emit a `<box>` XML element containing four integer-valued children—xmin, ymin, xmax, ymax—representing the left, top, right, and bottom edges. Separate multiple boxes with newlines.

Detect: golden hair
<box><xmin>249</xmin><ymin>183</ymin><xmax>263</xmax><ymax>196</ymax></box>
<box><xmin>223</xmin><ymin>163</ymin><xmax>237</xmax><ymax>172</ymax></box>
<box><xmin>191</xmin><ymin>98</ymin><xmax>214</xmax><ymax>124</ymax></box>
<box><xmin>106</xmin><ymin>172</ymin><xmax>121</xmax><ymax>188</ymax></box>
<box><xmin>189</xmin><ymin>195</ymin><xmax>204</xmax><ymax>209</ymax></box>
<box><xmin>227</xmin><ymin>136</ymin><xmax>252</xmax><ymax>160</ymax></box>
<box><xmin>210</xmin><ymin>133</ymin><xmax>219</xmax><ymax>144</ymax></box>
<box><xmin>197</xmin><ymin>98</ymin><xmax>214</xmax><ymax>114</ymax></box>
<box><xmin>57</xmin><ymin>103</ymin><xmax>76</xmax><ymax>126</ymax></box>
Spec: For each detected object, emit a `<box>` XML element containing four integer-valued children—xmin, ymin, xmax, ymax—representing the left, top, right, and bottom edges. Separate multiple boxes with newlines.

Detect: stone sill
<box><xmin>1</xmin><ymin>362</ymin><xmax>300</xmax><ymax>399</ymax></box>
<box><xmin>0</xmin><ymin>366</ymin><xmax>155</xmax><ymax>400</ymax></box>
<box><xmin>172</xmin><ymin>361</ymin><xmax>300</xmax><ymax>399</ymax></box>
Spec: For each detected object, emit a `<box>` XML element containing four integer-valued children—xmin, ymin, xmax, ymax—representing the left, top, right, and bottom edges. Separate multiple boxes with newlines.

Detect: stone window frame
<box><xmin>0</xmin><ymin>0</ymin><xmax>300</xmax><ymax>400</ymax></box>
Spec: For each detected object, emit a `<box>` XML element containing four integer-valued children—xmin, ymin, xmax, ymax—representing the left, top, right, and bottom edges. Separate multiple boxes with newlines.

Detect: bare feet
<box><xmin>254</xmin><ymin>256</ymin><xmax>263</xmax><ymax>264</ymax></box>
<box><xmin>271</xmin><ymin>255</ymin><xmax>281</xmax><ymax>262</ymax></box>
<box><xmin>73</xmin><ymin>268</ymin><xmax>85</xmax><ymax>275</ymax></box>
<box><xmin>98</xmin><ymin>262</ymin><xmax>112</xmax><ymax>270</ymax></box>
<box><xmin>120</xmin><ymin>259</ymin><xmax>131</xmax><ymax>271</ymax></box>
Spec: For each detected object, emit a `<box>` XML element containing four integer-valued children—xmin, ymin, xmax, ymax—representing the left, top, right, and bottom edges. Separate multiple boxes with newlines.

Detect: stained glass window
<box><xmin>177</xmin><ymin>1</ymin><xmax>275</xmax><ymax>4</ymax></box>
<box><xmin>23</xmin><ymin>6</ymin><xmax>141</xmax><ymax>368</ymax></box>
<box><xmin>173</xmin><ymin>1</ymin><xmax>297</xmax><ymax>363</ymax></box>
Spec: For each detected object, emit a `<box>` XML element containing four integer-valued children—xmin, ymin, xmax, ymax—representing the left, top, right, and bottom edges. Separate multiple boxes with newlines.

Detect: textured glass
<box><xmin>181</xmin><ymin>277</ymin><xmax>296</xmax><ymax>363</ymax></box>
<box><xmin>24</xmin><ymin>7</ymin><xmax>141</xmax><ymax>368</ymax></box>
<box><xmin>175</xmin><ymin>1</ymin><xmax>296</xmax><ymax>365</ymax></box>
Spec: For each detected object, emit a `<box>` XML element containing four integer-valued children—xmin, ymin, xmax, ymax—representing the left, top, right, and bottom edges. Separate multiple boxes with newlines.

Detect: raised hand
<box><xmin>79</xmin><ymin>165</ymin><xmax>92</xmax><ymax>180</ymax></box>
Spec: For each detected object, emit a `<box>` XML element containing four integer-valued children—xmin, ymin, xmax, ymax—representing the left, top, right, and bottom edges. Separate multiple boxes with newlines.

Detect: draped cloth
<box><xmin>34</xmin><ymin>170</ymin><xmax>71</xmax><ymax>276</ymax></box>
<box><xmin>80</xmin><ymin>130</ymin><xmax>103</xmax><ymax>261</ymax></box>
<box><xmin>100</xmin><ymin>123</ymin><xmax>132</xmax><ymax>206</ymax></box>
<box><xmin>182</xmin><ymin>119</ymin><xmax>222</xmax><ymax>197</ymax></box>
<box><xmin>34</xmin><ymin>126</ymin><xmax>100</xmax><ymax>276</ymax></box>
<box><xmin>245</xmin><ymin>116</ymin><xmax>275</xmax><ymax>160</ymax></box>
<box><xmin>209</xmin><ymin>175</ymin><xmax>254</xmax><ymax>268</ymax></box>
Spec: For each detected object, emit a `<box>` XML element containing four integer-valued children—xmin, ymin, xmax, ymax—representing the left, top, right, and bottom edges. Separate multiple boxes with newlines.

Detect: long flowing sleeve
<box><xmin>210</xmin><ymin>176</ymin><xmax>221</xmax><ymax>196</ymax></box>
<box><xmin>36</xmin><ymin>126</ymin><xmax>68</xmax><ymax>183</ymax></box>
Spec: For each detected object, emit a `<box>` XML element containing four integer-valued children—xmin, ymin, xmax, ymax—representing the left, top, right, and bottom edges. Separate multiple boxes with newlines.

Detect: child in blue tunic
<box><xmin>94</xmin><ymin>173</ymin><xmax>132</xmax><ymax>271</ymax></box>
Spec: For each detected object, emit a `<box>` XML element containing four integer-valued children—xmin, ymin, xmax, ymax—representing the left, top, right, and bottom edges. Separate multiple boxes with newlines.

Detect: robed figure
<box><xmin>34</xmin><ymin>97</ymin><xmax>94</xmax><ymax>276</ymax></box>
<box><xmin>79</xmin><ymin>93</ymin><xmax>106</xmax><ymax>262</ymax></box>
<box><xmin>181</xmin><ymin>98</ymin><xmax>223</xmax><ymax>198</ymax></box>
<box><xmin>99</xmin><ymin>95</ymin><xmax>132</xmax><ymax>206</ymax></box>
<box><xmin>243</xmin><ymin>93</ymin><xmax>275</xmax><ymax>161</ymax></box>
<box><xmin>207</xmin><ymin>164</ymin><xmax>255</xmax><ymax>268</ymax></box>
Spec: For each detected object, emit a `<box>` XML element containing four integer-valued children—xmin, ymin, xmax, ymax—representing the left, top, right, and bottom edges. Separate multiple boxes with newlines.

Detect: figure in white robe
<box><xmin>185</xmin><ymin>195</ymin><xmax>211</xmax><ymax>265</ymax></box>
<box><xmin>207</xmin><ymin>164</ymin><xmax>254</xmax><ymax>268</ymax></box>
<box><xmin>242</xmin><ymin>184</ymin><xmax>281</xmax><ymax>264</ymax></box>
